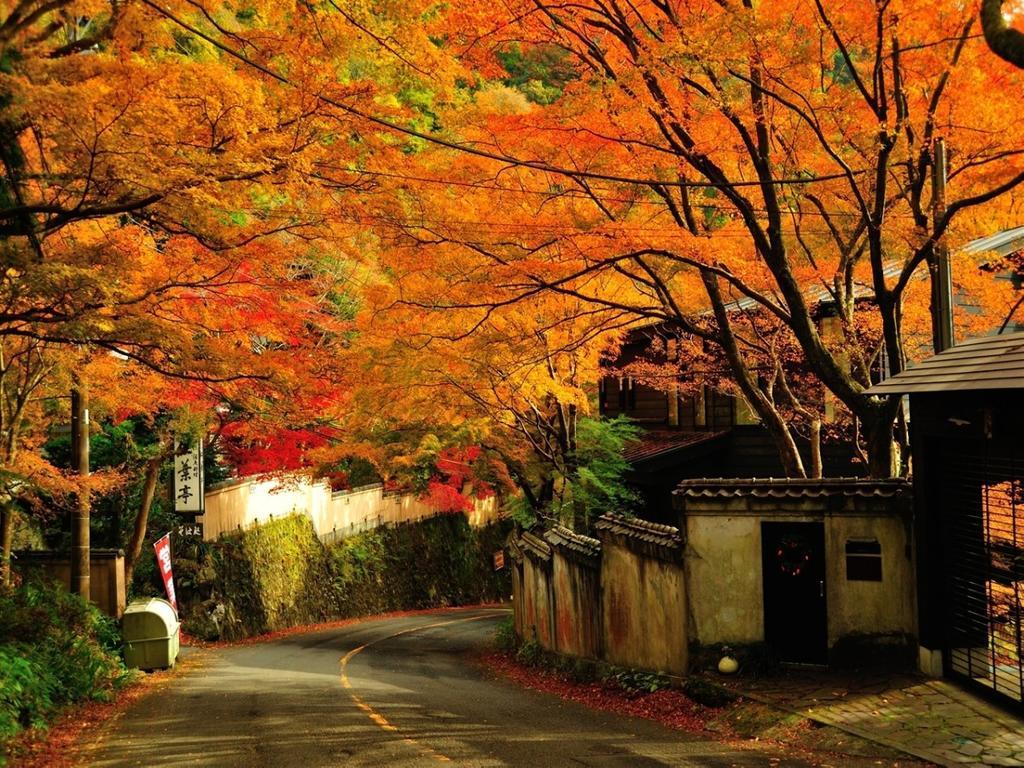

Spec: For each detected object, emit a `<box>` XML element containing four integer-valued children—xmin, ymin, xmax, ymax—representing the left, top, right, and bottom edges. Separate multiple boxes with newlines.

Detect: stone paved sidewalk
<box><xmin>721</xmin><ymin>671</ymin><xmax>1024</xmax><ymax>766</ymax></box>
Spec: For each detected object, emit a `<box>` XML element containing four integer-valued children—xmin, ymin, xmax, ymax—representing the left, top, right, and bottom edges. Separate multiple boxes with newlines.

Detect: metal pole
<box><xmin>69</xmin><ymin>382</ymin><xmax>90</xmax><ymax>600</ymax></box>
<box><xmin>931</xmin><ymin>138</ymin><xmax>955</xmax><ymax>353</ymax></box>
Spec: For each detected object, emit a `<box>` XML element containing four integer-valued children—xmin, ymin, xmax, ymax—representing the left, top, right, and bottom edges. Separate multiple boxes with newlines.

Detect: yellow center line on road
<box><xmin>339</xmin><ymin>611</ymin><xmax>506</xmax><ymax>764</ymax></box>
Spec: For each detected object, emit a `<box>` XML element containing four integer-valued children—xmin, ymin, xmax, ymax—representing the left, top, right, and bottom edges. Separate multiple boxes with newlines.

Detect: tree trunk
<box><xmin>0</xmin><ymin>501</ymin><xmax>13</xmax><ymax>588</ymax></box>
<box><xmin>762</xmin><ymin>409</ymin><xmax>808</xmax><ymax>479</ymax></box>
<box><xmin>865</xmin><ymin>414</ymin><xmax>898</xmax><ymax>478</ymax></box>
<box><xmin>124</xmin><ymin>455</ymin><xmax>163</xmax><ymax>587</ymax></box>
<box><xmin>809</xmin><ymin>419</ymin><xmax>823</xmax><ymax>479</ymax></box>
<box><xmin>701</xmin><ymin>270</ymin><xmax>807</xmax><ymax>478</ymax></box>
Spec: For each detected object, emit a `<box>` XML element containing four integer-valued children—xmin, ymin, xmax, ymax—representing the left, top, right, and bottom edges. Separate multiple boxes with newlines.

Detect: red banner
<box><xmin>153</xmin><ymin>533</ymin><xmax>178</xmax><ymax>612</ymax></box>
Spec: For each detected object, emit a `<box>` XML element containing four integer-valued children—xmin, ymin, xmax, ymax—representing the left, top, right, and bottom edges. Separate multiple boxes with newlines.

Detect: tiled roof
<box><xmin>544</xmin><ymin>525</ymin><xmax>601</xmax><ymax>560</ymax></box>
<box><xmin>519</xmin><ymin>530</ymin><xmax>552</xmax><ymax>562</ymax></box>
<box><xmin>675</xmin><ymin>477</ymin><xmax>911</xmax><ymax>499</ymax></box>
<box><xmin>507</xmin><ymin>533</ymin><xmax>523</xmax><ymax>563</ymax></box>
<box><xmin>622</xmin><ymin>429</ymin><xmax>729</xmax><ymax>464</ymax></box>
<box><xmin>866</xmin><ymin>331</ymin><xmax>1024</xmax><ymax>394</ymax></box>
<box><xmin>594</xmin><ymin>512</ymin><xmax>682</xmax><ymax>550</ymax></box>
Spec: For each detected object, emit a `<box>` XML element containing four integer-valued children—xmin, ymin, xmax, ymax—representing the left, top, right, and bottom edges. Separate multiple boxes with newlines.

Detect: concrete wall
<box><xmin>521</xmin><ymin>554</ymin><xmax>553</xmax><ymax>647</ymax></box>
<box><xmin>683</xmin><ymin>512</ymin><xmax>763</xmax><ymax>644</ymax></box>
<box><xmin>512</xmin><ymin>517</ymin><xmax>687</xmax><ymax>676</ymax></box>
<box><xmin>678</xmin><ymin>480</ymin><xmax>916</xmax><ymax>663</ymax></box>
<box><xmin>600</xmin><ymin>539</ymin><xmax>687</xmax><ymax>675</ymax></box>
<box><xmin>551</xmin><ymin>551</ymin><xmax>601</xmax><ymax>659</ymax></box>
<box><xmin>825</xmin><ymin>512</ymin><xmax>914</xmax><ymax>645</ymax></box>
<box><xmin>202</xmin><ymin>476</ymin><xmax>499</xmax><ymax>541</ymax></box>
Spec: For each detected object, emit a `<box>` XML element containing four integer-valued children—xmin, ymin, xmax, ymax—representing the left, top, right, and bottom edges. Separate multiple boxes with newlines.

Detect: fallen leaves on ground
<box><xmin>478</xmin><ymin>650</ymin><xmax>724</xmax><ymax>733</ymax></box>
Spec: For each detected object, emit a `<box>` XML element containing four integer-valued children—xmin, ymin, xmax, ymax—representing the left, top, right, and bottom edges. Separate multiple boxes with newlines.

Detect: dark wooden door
<box><xmin>761</xmin><ymin>522</ymin><xmax>828</xmax><ymax>665</ymax></box>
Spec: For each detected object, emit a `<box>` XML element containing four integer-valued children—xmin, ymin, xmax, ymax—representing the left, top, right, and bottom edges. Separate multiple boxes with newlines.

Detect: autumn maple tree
<box><xmin>3</xmin><ymin>0</ymin><xmax>1024</xmax><ymax>583</ymax></box>
<box><xmin>0</xmin><ymin>0</ymin><xmax>382</xmax><ymax>586</ymax></box>
<box><xmin>323</xmin><ymin>0</ymin><xmax>1024</xmax><ymax>477</ymax></box>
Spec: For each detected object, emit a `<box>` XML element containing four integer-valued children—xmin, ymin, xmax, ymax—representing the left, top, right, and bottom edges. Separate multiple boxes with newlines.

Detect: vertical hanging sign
<box><xmin>174</xmin><ymin>440</ymin><xmax>204</xmax><ymax>515</ymax></box>
<box><xmin>153</xmin><ymin>533</ymin><xmax>177</xmax><ymax>612</ymax></box>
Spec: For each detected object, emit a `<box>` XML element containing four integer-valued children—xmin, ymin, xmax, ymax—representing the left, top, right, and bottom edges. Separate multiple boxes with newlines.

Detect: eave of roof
<box><xmin>544</xmin><ymin>525</ymin><xmax>601</xmax><ymax>560</ymax></box>
<box><xmin>623</xmin><ymin>429</ymin><xmax>730</xmax><ymax>464</ymax></box>
<box><xmin>675</xmin><ymin>477</ymin><xmax>910</xmax><ymax>499</ymax></box>
<box><xmin>520</xmin><ymin>530</ymin><xmax>552</xmax><ymax>562</ymax></box>
<box><xmin>594</xmin><ymin>512</ymin><xmax>682</xmax><ymax>550</ymax></box>
<box><xmin>866</xmin><ymin>331</ymin><xmax>1024</xmax><ymax>394</ymax></box>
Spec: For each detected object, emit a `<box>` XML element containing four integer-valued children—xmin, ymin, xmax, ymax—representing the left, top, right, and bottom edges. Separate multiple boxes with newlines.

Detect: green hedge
<box><xmin>191</xmin><ymin>514</ymin><xmax>511</xmax><ymax>640</ymax></box>
<box><xmin>0</xmin><ymin>581</ymin><xmax>130</xmax><ymax>761</ymax></box>
<box><xmin>331</xmin><ymin>513</ymin><xmax>511</xmax><ymax>616</ymax></box>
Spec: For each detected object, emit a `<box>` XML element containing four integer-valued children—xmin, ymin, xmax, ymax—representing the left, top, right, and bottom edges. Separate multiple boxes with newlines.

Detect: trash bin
<box><xmin>122</xmin><ymin>597</ymin><xmax>179</xmax><ymax>670</ymax></box>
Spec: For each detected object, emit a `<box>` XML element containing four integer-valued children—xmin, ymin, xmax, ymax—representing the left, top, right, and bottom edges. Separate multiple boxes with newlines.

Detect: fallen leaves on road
<box><xmin>478</xmin><ymin>650</ymin><xmax>723</xmax><ymax>734</ymax></box>
<box><xmin>477</xmin><ymin>651</ymin><xmax>934</xmax><ymax>768</ymax></box>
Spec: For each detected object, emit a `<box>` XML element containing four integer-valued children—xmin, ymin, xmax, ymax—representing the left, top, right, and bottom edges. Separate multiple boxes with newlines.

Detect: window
<box><xmin>846</xmin><ymin>539</ymin><xmax>882</xmax><ymax>581</ymax></box>
<box><xmin>617</xmin><ymin>377</ymin><xmax>636</xmax><ymax>411</ymax></box>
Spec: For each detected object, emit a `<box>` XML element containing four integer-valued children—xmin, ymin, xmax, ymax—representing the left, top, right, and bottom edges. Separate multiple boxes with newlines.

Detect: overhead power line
<box><xmin>140</xmin><ymin>0</ymin><xmax>871</xmax><ymax>193</ymax></box>
<box><xmin>317</xmin><ymin>165</ymin><xmax>916</xmax><ymax>220</ymax></box>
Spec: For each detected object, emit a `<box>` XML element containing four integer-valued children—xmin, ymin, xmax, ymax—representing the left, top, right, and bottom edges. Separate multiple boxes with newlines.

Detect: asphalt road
<box><xmin>86</xmin><ymin>608</ymin><xmax>812</xmax><ymax>767</ymax></box>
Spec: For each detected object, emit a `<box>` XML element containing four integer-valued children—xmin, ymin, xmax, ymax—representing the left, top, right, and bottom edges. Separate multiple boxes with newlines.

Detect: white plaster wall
<box><xmin>683</xmin><ymin>510</ymin><xmax>915</xmax><ymax>649</ymax></box>
<box><xmin>201</xmin><ymin>475</ymin><xmax>500</xmax><ymax>540</ymax></box>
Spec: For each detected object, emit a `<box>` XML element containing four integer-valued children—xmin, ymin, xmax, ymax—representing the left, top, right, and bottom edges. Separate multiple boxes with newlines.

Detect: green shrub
<box><xmin>494</xmin><ymin>616</ymin><xmax>517</xmax><ymax>652</ymax></box>
<box><xmin>606</xmin><ymin>668</ymin><xmax>670</xmax><ymax>694</ymax></box>
<box><xmin>0</xmin><ymin>581</ymin><xmax>130</xmax><ymax>757</ymax></box>
<box><xmin>516</xmin><ymin>637</ymin><xmax>544</xmax><ymax>666</ymax></box>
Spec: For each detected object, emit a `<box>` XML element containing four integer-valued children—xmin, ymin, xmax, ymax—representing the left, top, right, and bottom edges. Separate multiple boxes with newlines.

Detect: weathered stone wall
<box><xmin>187</xmin><ymin>513</ymin><xmax>512</xmax><ymax>641</ymax></box>
<box><xmin>548</xmin><ymin>528</ymin><xmax>601</xmax><ymax>659</ymax></box>
<box><xmin>513</xmin><ymin>515</ymin><xmax>687</xmax><ymax>675</ymax></box>
<box><xmin>519</xmin><ymin>532</ymin><xmax>554</xmax><ymax>647</ymax></box>
<box><xmin>511</xmin><ymin>479</ymin><xmax>916</xmax><ymax>674</ymax></box>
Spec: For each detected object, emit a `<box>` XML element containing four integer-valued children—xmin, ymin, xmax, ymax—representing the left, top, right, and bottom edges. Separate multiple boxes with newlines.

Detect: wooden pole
<box><xmin>931</xmin><ymin>138</ymin><xmax>955</xmax><ymax>353</ymax></box>
<box><xmin>70</xmin><ymin>383</ymin><xmax>90</xmax><ymax>600</ymax></box>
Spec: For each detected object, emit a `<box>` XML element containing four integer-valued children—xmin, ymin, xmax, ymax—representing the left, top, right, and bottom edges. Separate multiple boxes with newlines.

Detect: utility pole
<box><xmin>69</xmin><ymin>381</ymin><xmax>90</xmax><ymax>600</ymax></box>
<box><xmin>930</xmin><ymin>137</ymin><xmax>955</xmax><ymax>353</ymax></box>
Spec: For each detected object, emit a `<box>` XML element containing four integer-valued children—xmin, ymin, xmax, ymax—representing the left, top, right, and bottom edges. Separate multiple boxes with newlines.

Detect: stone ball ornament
<box><xmin>717</xmin><ymin>651</ymin><xmax>739</xmax><ymax>675</ymax></box>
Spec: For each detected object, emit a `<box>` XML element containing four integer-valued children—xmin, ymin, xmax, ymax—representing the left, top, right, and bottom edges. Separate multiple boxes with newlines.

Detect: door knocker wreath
<box><xmin>776</xmin><ymin>536</ymin><xmax>812</xmax><ymax>577</ymax></box>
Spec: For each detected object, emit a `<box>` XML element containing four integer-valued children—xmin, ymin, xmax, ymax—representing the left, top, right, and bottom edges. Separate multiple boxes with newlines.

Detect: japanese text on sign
<box><xmin>176</xmin><ymin>522</ymin><xmax>204</xmax><ymax>539</ymax></box>
<box><xmin>174</xmin><ymin>440</ymin><xmax>204</xmax><ymax>514</ymax></box>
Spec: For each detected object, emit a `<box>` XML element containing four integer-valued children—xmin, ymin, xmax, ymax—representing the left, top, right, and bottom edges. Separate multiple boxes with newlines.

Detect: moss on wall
<box><xmin>190</xmin><ymin>513</ymin><xmax>511</xmax><ymax>640</ymax></box>
<box><xmin>331</xmin><ymin>512</ymin><xmax>511</xmax><ymax>616</ymax></box>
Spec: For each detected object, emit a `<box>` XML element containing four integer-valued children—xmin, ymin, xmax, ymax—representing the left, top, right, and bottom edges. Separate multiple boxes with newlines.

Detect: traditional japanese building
<box><xmin>869</xmin><ymin>331</ymin><xmax>1024</xmax><ymax>708</ymax></box>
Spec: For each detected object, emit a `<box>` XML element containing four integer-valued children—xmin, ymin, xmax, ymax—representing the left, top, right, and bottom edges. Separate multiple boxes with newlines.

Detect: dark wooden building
<box><xmin>600</xmin><ymin>326</ymin><xmax>859</xmax><ymax>521</ymax></box>
<box><xmin>869</xmin><ymin>332</ymin><xmax>1024</xmax><ymax>708</ymax></box>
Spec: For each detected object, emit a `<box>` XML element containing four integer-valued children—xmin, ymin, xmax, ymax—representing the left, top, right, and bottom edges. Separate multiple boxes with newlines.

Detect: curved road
<box><xmin>87</xmin><ymin>608</ymin><xmax>810</xmax><ymax>767</ymax></box>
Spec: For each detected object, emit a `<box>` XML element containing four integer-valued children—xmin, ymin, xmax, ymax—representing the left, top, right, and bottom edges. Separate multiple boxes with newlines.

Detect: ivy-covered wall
<box><xmin>186</xmin><ymin>513</ymin><xmax>511</xmax><ymax>640</ymax></box>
